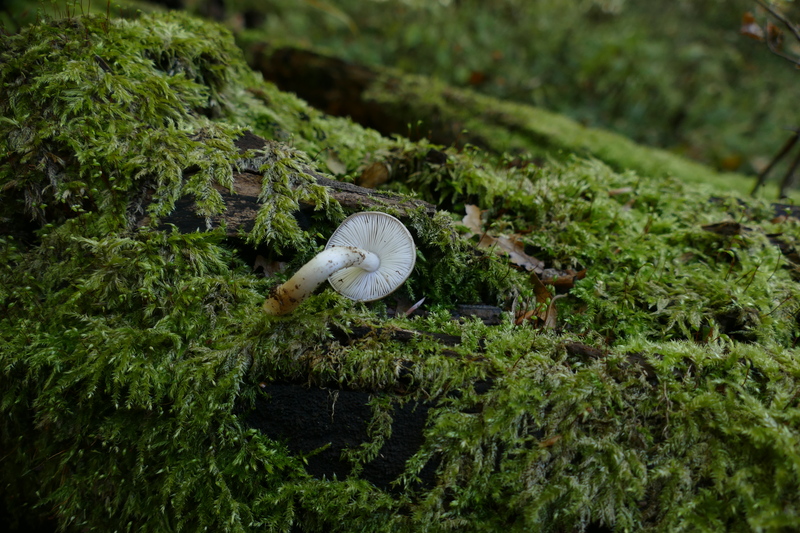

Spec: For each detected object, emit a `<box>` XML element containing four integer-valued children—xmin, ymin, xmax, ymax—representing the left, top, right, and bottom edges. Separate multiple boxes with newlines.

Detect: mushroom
<box><xmin>262</xmin><ymin>212</ymin><xmax>416</xmax><ymax>315</ymax></box>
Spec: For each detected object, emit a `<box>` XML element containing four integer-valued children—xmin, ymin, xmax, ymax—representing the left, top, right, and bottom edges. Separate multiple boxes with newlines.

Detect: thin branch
<box><xmin>765</xmin><ymin>35</ymin><xmax>800</xmax><ymax>67</ymax></box>
<box><xmin>755</xmin><ymin>0</ymin><xmax>800</xmax><ymax>44</ymax></box>
<box><xmin>779</xmin><ymin>139</ymin><xmax>800</xmax><ymax>198</ymax></box>
<box><xmin>751</xmin><ymin>130</ymin><xmax>800</xmax><ymax>195</ymax></box>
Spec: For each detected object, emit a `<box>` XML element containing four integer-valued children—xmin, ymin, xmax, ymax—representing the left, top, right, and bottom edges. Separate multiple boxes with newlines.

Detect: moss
<box><xmin>510</xmin><ymin>158</ymin><xmax>800</xmax><ymax>346</ymax></box>
<box><xmin>2</xmin><ymin>10</ymin><xmax>800</xmax><ymax>533</ymax></box>
<box><xmin>229</xmin><ymin>63</ymin><xmax>407</xmax><ymax>182</ymax></box>
<box><xmin>361</xmin><ymin>72</ymin><xmax>774</xmax><ymax>198</ymax></box>
<box><xmin>1</xmin><ymin>15</ymin><xmax>243</xmax><ymax>238</ymax></box>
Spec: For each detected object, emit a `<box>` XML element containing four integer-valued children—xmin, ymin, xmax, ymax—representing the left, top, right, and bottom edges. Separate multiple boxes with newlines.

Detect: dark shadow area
<box><xmin>246</xmin><ymin>383</ymin><xmax>437</xmax><ymax>492</ymax></box>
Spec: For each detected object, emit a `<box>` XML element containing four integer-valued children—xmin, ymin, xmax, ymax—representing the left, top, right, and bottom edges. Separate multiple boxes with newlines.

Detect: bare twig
<box><xmin>751</xmin><ymin>129</ymin><xmax>800</xmax><ymax>195</ymax></box>
<box><xmin>755</xmin><ymin>0</ymin><xmax>800</xmax><ymax>44</ymax></box>
<box><xmin>764</xmin><ymin>33</ymin><xmax>800</xmax><ymax>67</ymax></box>
<box><xmin>779</xmin><ymin>140</ymin><xmax>800</xmax><ymax>198</ymax></box>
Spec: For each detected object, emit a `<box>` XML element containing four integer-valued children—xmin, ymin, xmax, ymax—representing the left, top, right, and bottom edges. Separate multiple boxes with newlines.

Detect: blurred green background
<box><xmin>4</xmin><ymin>0</ymin><xmax>800</xmax><ymax>187</ymax></box>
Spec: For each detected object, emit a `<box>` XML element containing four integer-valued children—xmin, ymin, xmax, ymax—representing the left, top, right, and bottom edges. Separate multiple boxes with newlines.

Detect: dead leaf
<box><xmin>357</xmin><ymin>161</ymin><xmax>391</xmax><ymax>189</ymax></box>
<box><xmin>740</xmin><ymin>11</ymin><xmax>764</xmax><ymax>41</ymax></box>
<box><xmin>462</xmin><ymin>204</ymin><xmax>483</xmax><ymax>233</ymax></box>
<box><xmin>462</xmin><ymin>205</ymin><xmax>544</xmax><ymax>272</ymax></box>
<box><xmin>516</xmin><ymin>271</ymin><xmax>565</xmax><ymax>328</ymax></box>
<box><xmin>493</xmin><ymin>234</ymin><xmax>545</xmax><ymax>272</ymax></box>
<box><xmin>767</xmin><ymin>21</ymin><xmax>784</xmax><ymax>50</ymax></box>
<box><xmin>514</xmin><ymin>310</ymin><xmax>536</xmax><ymax>325</ymax></box>
<box><xmin>538</xmin><ymin>435</ymin><xmax>562</xmax><ymax>448</ymax></box>
<box><xmin>541</xmin><ymin>268</ymin><xmax>587</xmax><ymax>290</ymax></box>
<box><xmin>530</xmin><ymin>269</ymin><xmax>551</xmax><ymax>308</ymax></box>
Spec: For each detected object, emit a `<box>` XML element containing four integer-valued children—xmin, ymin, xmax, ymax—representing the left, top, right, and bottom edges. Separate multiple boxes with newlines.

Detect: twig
<box><xmin>751</xmin><ymin>130</ymin><xmax>800</xmax><ymax>195</ymax></box>
<box><xmin>779</xmin><ymin>139</ymin><xmax>800</xmax><ymax>198</ymax></box>
<box><xmin>755</xmin><ymin>0</ymin><xmax>800</xmax><ymax>44</ymax></box>
<box><xmin>765</xmin><ymin>36</ymin><xmax>800</xmax><ymax>67</ymax></box>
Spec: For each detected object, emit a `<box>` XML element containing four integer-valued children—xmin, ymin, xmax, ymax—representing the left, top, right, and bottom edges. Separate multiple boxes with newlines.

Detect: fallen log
<box><xmin>245</xmin><ymin>44</ymin><xmax>747</xmax><ymax>190</ymax></box>
<box><xmin>137</xmin><ymin>131</ymin><xmax>437</xmax><ymax>235</ymax></box>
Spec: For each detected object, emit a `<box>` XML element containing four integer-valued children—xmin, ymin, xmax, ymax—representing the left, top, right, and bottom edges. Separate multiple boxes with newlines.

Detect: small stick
<box><xmin>752</xmin><ymin>130</ymin><xmax>799</xmax><ymax>195</ymax></box>
<box><xmin>778</xmin><ymin>139</ymin><xmax>800</xmax><ymax>198</ymax></box>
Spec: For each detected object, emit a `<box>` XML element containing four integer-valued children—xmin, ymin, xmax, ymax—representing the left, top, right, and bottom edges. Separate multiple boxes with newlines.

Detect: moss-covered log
<box><xmin>245</xmin><ymin>45</ymin><xmax>756</xmax><ymax>195</ymax></box>
<box><xmin>135</xmin><ymin>131</ymin><xmax>437</xmax><ymax>236</ymax></box>
<box><xmin>2</xmin><ymin>11</ymin><xmax>800</xmax><ymax>533</ymax></box>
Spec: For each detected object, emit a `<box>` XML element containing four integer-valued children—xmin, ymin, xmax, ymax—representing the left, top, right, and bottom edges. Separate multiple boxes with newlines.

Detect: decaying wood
<box><xmin>139</xmin><ymin>131</ymin><xmax>436</xmax><ymax>235</ymax></box>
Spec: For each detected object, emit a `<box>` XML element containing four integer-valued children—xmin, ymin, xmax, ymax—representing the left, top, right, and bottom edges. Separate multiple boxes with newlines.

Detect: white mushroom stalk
<box><xmin>263</xmin><ymin>212</ymin><xmax>416</xmax><ymax>315</ymax></box>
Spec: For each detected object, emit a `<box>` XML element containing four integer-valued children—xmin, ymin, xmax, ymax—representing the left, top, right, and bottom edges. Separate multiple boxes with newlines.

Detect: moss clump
<box><xmin>398</xmin><ymin>330</ymin><xmax>800</xmax><ymax>532</ymax></box>
<box><xmin>2</xmin><ymin>10</ymin><xmax>800</xmax><ymax>533</ymax></box>
<box><xmin>0</xmin><ymin>13</ymin><xmax>248</xmax><ymax>230</ymax></box>
<box><xmin>500</xmin><ymin>157</ymin><xmax>800</xmax><ymax>346</ymax></box>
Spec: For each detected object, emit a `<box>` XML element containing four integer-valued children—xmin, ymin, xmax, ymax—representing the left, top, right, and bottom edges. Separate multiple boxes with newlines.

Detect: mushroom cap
<box><xmin>325</xmin><ymin>212</ymin><xmax>416</xmax><ymax>301</ymax></box>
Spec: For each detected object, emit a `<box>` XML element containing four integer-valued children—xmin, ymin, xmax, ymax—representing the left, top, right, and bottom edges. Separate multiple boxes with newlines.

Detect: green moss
<box><xmin>2</xmin><ymin>10</ymin><xmax>800</xmax><ymax>533</ymax></box>
<box><xmin>1</xmin><ymin>13</ymin><xmax>248</xmax><ymax>227</ymax></box>
<box><xmin>361</xmin><ymin>72</ymin><xmax>777</xmax><ymax>198</ymax></box>
<box><xmin>506</xmin><ymin>157</ymin><xmax>800</xmax><ymax>346</ymax></box>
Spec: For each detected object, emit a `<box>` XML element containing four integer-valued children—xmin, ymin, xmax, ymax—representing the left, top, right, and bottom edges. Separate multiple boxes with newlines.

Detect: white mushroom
<box><xmin>262</xmin><ymin>212</ymin><xmax>416</xmax><ymax>315</ymax></box>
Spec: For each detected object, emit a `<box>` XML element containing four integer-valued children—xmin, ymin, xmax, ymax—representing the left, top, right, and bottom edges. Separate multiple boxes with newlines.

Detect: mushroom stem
<box><xmin>263</xmin><ymin>246</ymin><xmax>380</xmax><ymax>315</ymax></box>
<box><xmin>262</xmin><ymin>211</ymin><xmax>415</xmax><ymax>315</ymax></box>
